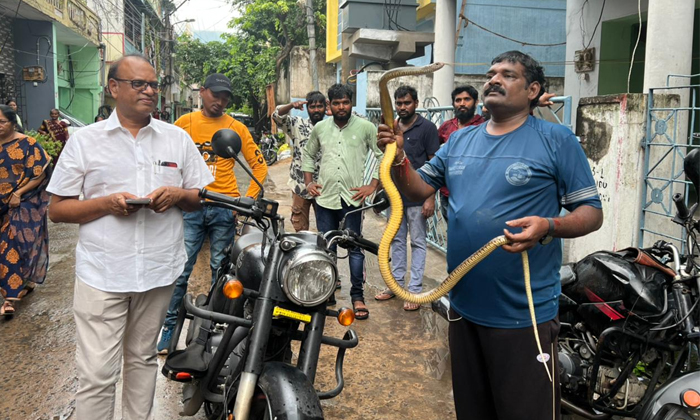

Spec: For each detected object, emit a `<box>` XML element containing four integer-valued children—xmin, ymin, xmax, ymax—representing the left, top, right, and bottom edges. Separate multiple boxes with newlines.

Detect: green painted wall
<box><xmin>598</xmin><ymin>13</ymin><xmax>647</xmax><ymax>95</ymax></box>
<box><xmin>55</xmin><ymin>41</ymin><xmax>101</xmax><ymax>124</ymax></box>
<box><xmin>599</xmin><ymin>8</ymin><xmax>700</xmax><ymax>95</ymax></box>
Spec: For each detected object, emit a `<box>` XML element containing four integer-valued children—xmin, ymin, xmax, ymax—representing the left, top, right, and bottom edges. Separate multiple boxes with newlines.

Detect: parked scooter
<box><xmin>433</xmin><ymin>149</ymin><xmax>700</xmax><ymax>420</ymax></box>
<box><xmin>161</xmin><ymin>129</ymin><xmax>386</xmax><ymax>420</ymax></box>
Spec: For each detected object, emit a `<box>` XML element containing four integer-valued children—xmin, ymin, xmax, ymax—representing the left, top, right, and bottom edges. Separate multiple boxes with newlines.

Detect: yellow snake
<box><xmin>376</xmin><ymin>63</ymin><xmax>552</xmax><ymax>382</ymax></box>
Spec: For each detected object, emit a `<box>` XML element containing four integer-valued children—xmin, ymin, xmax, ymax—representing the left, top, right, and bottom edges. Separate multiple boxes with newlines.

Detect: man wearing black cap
<box><xmin>157</xmin><ymin>73</ymin><xmax>268</xmax><ymax>353</ymax></box>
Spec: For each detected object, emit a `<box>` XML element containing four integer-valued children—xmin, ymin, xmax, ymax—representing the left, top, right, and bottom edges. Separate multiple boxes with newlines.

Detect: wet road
<box><xmin>0</xmin><ymin>158</ymin><xmax>455</xmax><ymax>420</ymax></box>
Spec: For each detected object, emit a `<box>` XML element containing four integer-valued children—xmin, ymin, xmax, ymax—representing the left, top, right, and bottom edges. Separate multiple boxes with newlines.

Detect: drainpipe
<box><xmin>99</xmin><ymin>43</ymin><xmax>106</xmax><ymax>106</ymax></box>
<box><xmin>141</xmin><ymin>13</ymin><xmax>145</xmax><ymax>53</ymax></box>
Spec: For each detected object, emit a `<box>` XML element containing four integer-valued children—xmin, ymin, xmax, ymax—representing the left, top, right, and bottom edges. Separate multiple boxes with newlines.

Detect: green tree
<box><xmin>218</xmin><ymin>0</ymin><xmax>327</xmax><ymax>129</ymax></box>
<box><xmin>174</xmin><ymin>33</ymin><xmax>229</xmax><ymax>86</ymax></box>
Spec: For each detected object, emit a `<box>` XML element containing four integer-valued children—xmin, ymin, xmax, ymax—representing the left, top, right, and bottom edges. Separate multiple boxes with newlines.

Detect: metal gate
<box><xmin>639</xmin><ymin>75</ymin><xmax>700</xmax><ymax>249</ymax></box>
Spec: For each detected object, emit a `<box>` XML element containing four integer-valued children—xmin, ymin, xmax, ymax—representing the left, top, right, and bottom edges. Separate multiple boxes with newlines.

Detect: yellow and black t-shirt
<box><xmin>175</xmin><ymin>111</ymin><xmax>267</xmax><ymax>198</ymax></box>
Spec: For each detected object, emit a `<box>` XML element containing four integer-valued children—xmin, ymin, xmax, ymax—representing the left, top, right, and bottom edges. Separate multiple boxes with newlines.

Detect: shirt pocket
<box><xmin>154</xmin><ymin>167</ymin><xmax>183</xmax><ymax>189</ymax></box>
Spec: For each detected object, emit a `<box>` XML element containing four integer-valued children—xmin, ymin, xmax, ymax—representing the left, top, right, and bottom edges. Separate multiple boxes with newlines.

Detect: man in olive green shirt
<box><xmin>302</xmin><ymin>84</ymin><xmax>383</xmax><ymax>320</ymax></box>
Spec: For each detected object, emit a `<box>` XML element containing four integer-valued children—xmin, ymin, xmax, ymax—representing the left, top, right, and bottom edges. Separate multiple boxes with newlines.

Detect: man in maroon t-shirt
<box><xmin>437</xmin><ymin>86</ymin><xmax>485</xmax><ymax>221</ymax></box>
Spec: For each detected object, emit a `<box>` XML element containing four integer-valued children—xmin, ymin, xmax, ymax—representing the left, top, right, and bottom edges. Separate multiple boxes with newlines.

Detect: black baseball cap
<box><xmin>203</xmin><ymin>73</ymin><xmax>232</xmax><ymax>95</ymax></box>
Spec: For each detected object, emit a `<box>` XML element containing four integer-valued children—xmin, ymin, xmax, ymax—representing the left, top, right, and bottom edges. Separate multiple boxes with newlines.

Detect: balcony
<box><xmin>6</xmin><ymin>0</ymin><xmax>101</xmax><ymax>45</ymax></box>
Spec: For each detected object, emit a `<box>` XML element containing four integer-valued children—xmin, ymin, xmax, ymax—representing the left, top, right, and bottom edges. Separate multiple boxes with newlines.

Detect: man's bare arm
<box><xmin>377</xmin><ymin>123</ymin><xmax>436</xmax><ymax>202</ymax></box>
<box><xmin>502</xmin><ymin>205</ymin><xmax>603</xmax><ymax>253</ymax></box>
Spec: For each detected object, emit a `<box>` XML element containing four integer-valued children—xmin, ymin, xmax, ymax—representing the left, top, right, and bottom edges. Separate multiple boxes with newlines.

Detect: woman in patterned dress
<box><xmin>0</xmin><ymin>105</ymin><xmax>51</xmax><ymax>317</ymax></box>
<box><xmin>38</xmin><ymin>108</ymin><xmax>69</xmax><ymax>161</ymax></box>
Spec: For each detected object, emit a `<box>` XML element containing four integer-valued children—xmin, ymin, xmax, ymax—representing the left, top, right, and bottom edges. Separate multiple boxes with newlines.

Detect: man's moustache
<box><xmin>485</xmin><ymin>86</ymin><xmax>505</xmax><ymax>95</ymax></box>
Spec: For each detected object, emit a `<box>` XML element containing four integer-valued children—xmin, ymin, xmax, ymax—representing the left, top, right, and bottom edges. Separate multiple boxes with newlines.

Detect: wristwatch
<box><xmin>539</xmin><ymin>217</ymin><xmax>555</xmax><ymax>245</ymax></box>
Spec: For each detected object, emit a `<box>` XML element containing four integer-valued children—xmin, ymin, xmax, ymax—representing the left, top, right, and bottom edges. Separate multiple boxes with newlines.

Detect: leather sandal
<box><xmin>403</xmin><ymin>301</ymin><xmax>421</xmax><ymax>311</ymax></box>
<box><xmin>1</xmin><ymin>301</ymin><xmax>15</xmax><ymax>317</ymax></box>
<box><xmin>374</xmin><ymin>289</ymin><xmax>396</xmax><ymax>301</ymax></box>
<box><xmin>352</xmin><ymin>300</ymin><xmax>369</xmax><ymax>320</ymax></box>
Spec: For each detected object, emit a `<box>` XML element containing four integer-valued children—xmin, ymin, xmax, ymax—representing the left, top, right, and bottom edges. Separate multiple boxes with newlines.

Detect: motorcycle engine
<box><xmin>593</xmin><ymin>366</ymin><xmax>648</xmax><ymax>409</ymax></box>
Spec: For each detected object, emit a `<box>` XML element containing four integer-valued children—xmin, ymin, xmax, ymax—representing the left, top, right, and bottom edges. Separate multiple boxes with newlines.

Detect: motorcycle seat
<box><xmin>162</xmin><ymin>342</ymin><xmax>211</xmax><ymax>381</ymax></box>
<box><xmin>560</xmin><ymin>265</ymin><xmax>576</xmax><ymax>287</ymax></box>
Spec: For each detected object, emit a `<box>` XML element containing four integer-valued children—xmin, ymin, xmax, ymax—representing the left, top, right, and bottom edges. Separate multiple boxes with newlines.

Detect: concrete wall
<box><xmin>278</xmin><ymin>47</ymin><xmax>338</xmax><ymax>105</ymax></box>
<box><xmin>564</xmin><ymin>0</ymin><xmax>650</xmax><ymax>127</ymax></box>
<box><xmin>564</xmin><ymin>93</ymin><xmax>682</xmax><ymax>263</ymax></box>
<box><xmin>455</xmin><ymin>0</ymin><xmax>567</xmax><ymax>77</ymax></box>
<box><xmin>13</xmin><ymin>20</ymin><xmax>56</xmax><ymax>131</ymax></box>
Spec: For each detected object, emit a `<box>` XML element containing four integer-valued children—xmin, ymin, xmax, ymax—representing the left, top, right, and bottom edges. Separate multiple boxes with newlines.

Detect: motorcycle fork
<box><xmin>297</xmin><ymin>309</ymin><xmax>327</xmax><ymax>384</ymax></box>
<box><xmin>233</xmin><ymin>245</ymin><xmax>282</xmax><ymax>420</ymax></box>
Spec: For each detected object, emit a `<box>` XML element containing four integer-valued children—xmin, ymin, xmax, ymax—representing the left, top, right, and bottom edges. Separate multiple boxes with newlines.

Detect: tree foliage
<box><xmin>174</xmin><ymin>33</ymin><xmax>229</xmax><ymax>86</ymax></box>
<box><xmin>219</xmin><ymin>0</ymin><xmax>326</xmax><ymax>128</ymax></box>
<box><xmin>173</xmin><ymin>0</ymin><xmax>327</xmax><ymax>129</ymax></box>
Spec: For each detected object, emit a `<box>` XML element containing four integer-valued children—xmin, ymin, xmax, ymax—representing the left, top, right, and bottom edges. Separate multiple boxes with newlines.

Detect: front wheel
<box><xmin>205</xmin><ymin>386</ymin><xmax>273</xmax><ymax>420</ymax></box>
<box><xmin>263</xmin><ymin>147</ymin><xmax>277</xmax><ymax>165</ymax></box>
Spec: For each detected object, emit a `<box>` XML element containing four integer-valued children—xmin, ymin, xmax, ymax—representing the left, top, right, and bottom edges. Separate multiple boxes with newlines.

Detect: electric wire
<box><xmin>627</xmin><ymin>0</ymin><xmax>642</xmax><ymax>93</ymax></box>
<box><xmin>582</xmin><ymin>0</ymin><xmax>606</xmax><ymax>51</ymax></box>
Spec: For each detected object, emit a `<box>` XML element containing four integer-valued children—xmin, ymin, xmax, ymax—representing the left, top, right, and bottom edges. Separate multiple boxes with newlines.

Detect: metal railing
<box><xmin>46</xmin><ymin>0</ymin><xmax>63</xmax><ymax>10</ymax></box>
<box><xmin>362</xmin><ymin>97</ymin><xmax>573</xmax><ymax>254</ymax></box>
<box><xmin>639</xmin><ymin>75</ymin><xmax>700</xmax><ymax>249</ymax></box>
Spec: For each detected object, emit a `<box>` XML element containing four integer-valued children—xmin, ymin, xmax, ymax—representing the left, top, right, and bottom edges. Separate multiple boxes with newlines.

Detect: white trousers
<box><xmin>73</xmin><ymin>278</ymin><xmax>175</xmax><ymax>420</ymax></box>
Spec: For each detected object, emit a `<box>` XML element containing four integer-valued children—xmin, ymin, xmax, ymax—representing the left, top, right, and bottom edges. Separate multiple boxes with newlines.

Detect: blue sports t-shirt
<box><xmin>418</xmin><ymin>116</ymin><xmax>601</xmax><ymax>328</ymax></box>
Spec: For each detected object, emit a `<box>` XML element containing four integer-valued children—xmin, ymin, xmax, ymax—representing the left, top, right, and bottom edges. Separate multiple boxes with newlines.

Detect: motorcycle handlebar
<box><xmin>326</xmin><ymin>230</ymin><xmax>379</xmax><ymax>255</ymax></box>
<box><xmin>200</xmin><ymin>189</ymin><xmax>256</xmax><ymax>209</ymax></box>
<box><xmin>673</xmin><ymin>193</ymin><xmax>690</xmax><ymax>220</ymax></box>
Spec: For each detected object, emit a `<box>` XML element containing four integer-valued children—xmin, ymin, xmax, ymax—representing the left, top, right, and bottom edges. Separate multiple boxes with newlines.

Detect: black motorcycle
<box><xmin>433</xmin><ymin>149</ymin><xmax>700</xmax><ymax>420</ymax></box>
<box><xmin>161</xmin><ymin>129</ymin><xmax>385</xmax><ymax>420</ymax></box>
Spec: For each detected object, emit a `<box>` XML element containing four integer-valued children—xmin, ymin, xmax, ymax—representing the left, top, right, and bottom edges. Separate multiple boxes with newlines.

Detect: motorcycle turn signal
<box><xmin>223</xmin><ymin>279</ymin><xmax>244</xmax><ymax>299</ymax></box>
<box><xmin>337</xmin><ymin>307</ymin><xmax>355</xmax><ymax>326</ymax></box>
<box><xmin>683</xmin><ymin>389</ymin><xmax>700</xmax><ymax>408</ymax></box>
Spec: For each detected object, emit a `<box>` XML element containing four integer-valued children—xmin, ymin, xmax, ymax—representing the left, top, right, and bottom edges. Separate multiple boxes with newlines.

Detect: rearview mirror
<box><xmin>372</xmin><ymin>190</ymin><xmax>390</xmax><ymax>214</ymax></box>
<box><xmin>684</xmin><ymin>148</ymin><xmax>700</xmax><ymax>197</ymax></box>
<box><xmin>212</xmin><ymin>129</ymin><xmax>242</xmax><ymax>158</ymax></box>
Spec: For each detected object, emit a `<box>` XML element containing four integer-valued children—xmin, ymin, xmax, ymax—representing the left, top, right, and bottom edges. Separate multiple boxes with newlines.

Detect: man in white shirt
<box><xmin>47</xmin><ymin>54</ymin><xmax>213</xmax><ymax>420</ymax></box>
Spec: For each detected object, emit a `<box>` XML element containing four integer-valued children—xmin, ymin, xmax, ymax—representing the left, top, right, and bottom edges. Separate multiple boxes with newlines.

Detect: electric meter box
<box><xmin>22</xmin><ymin>66</ymin><xmax>45</xmax><ymax>82</ymax></box>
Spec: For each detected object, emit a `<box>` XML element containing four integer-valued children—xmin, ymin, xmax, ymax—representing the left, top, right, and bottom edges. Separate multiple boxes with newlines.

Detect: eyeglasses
<box><xmin>0</xmin><ymin>120</ymin><xmax>11</xmax><ymax>125</ymax></box>
<box><xmin>112</xmin><ymin>78</ymin><xmax>160</xmax><ymax>92</ymax></box>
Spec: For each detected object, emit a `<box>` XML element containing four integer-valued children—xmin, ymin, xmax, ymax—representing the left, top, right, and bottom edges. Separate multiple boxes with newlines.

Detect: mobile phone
<box><xmin>125</xmin><ymin>198</ymin><xmax>152</xmax><ymax>206</ymax></box>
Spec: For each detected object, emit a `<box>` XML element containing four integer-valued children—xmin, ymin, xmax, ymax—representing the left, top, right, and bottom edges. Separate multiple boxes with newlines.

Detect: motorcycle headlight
<box><xmin>280</xmin><ymin>250</ymin><xmax>337</xmax><ymax>307</ymax></box>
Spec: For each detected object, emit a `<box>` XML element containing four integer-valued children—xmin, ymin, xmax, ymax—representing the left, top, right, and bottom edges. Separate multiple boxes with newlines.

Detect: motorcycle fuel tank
<box><xmin>565</xmin><ymin>250</ymin><xmax>670</xmax><ymax>330</ymax></box>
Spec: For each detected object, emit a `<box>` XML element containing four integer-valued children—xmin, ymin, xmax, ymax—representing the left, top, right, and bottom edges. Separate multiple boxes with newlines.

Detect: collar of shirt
<box><xmin>403</xmin><ymin>113</ymin><xmax>426</xmax><ymax>134</ymax></box>
<box><xmin>104</xmin><ymin>109</ymin><xmax>162</xmax><ymax>135</ymax></box>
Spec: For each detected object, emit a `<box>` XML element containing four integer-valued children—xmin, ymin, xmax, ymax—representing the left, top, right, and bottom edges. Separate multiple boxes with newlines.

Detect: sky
<box><xmin>172</xmin><ymin>0</ymin><xmax>237</xmax><ymax>42</ymax></box>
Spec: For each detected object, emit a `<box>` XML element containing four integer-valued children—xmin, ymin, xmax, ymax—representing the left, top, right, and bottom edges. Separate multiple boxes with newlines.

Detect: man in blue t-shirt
<box><xmin>377</xmin><ymin>51</ymin><xmax>603</xmax><ymax>420</ymax></box>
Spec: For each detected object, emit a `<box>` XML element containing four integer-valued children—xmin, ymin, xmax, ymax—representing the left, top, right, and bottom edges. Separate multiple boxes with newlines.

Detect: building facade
<box><xmin>0</xmin><ymin>0</ymin><xmax>101</xmax><ymax>129</ymax></box>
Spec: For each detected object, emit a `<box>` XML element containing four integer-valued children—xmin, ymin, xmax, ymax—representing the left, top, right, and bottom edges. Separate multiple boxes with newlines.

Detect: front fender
<box><xmin>638</xmin><ymin>371</ymin><xmax>700</xmax><ymax>420</ymax></box>
<box><xmin>258</xmin><ymin>362</ymin><xmax>324</xmax><ymax>420</ymax></box>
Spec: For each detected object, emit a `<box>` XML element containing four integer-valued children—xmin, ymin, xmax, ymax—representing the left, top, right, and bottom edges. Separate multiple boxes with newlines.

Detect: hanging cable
<box><xmin>459</xmin><ymin>15</ymin><xmax>566</xmax><ymax>47</ymax></box>
<box><xmin>627</xmin><ymin>0</ymin><xmax>642</xmax><ymax>93</ymax></box>
<box><xmin>584</xmin><ymin>0</ymin><xmax>606</xmax><ymax>50</ymax></box>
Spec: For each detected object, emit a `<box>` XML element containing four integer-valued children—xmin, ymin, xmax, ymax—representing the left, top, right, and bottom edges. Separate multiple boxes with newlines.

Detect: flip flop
<box><xmin>374</xmin><ymin>289</ymin><xmax>396</xmax><ymax>301</ymax></box>
<box><xmin>353</xmin><ymin>300</ymin><xmax>369</xmax><ymax>320</ymax></box>
<box><xmin>1</xmin><ymin>301</ymin><xmax>15</xmax><ymax>317</ymax></box>
<box><xmin>403</xmin><ymin>301</ymin><xmax>421</xmax><ymax>311</ymax></box>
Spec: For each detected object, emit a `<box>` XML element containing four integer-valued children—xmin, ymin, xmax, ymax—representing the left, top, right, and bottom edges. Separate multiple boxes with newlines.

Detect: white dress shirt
<box><xmin>47</xmin><ymin>111</ymin><xmax>214</xmax><ymax>293</ymax></box>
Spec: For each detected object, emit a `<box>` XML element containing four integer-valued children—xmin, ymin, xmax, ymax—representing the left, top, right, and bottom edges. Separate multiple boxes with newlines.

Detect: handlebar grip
<box><xmin>673</xmin><ymin>193</ymin><xmax>690</xmax><ymax>219</ymax></box>
<box><xmin>352</xmin><ymin>234</ymin><xmax>379</xmax><ymax>255</ymax></box>
<box><xmin>201</xmin><ymin>189</ymin><xmax>255</xmax><ymax>209</ymax></box>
